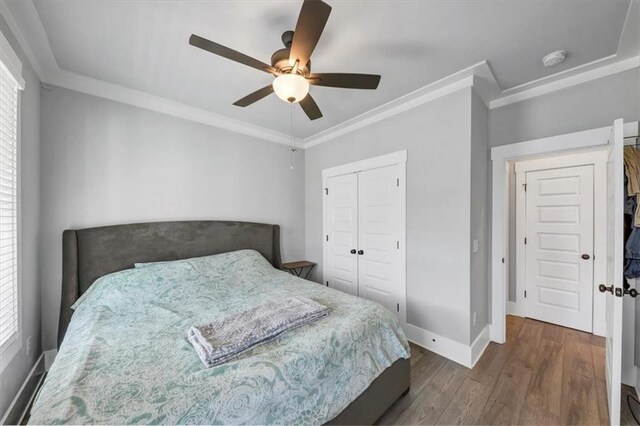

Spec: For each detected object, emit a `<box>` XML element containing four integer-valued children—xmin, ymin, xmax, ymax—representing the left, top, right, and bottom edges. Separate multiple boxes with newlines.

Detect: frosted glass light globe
<box><xmin>272</xmin><ymin>73</ymin><xmax>310</xmax><ymax>103</ymax></box>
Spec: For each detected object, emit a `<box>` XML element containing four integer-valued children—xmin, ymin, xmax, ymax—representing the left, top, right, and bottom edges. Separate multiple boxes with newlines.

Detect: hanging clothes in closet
<box><xmin>623</xmin><ymin>146</ymin><xmax>640</xmax><ymax>278</ymax></box>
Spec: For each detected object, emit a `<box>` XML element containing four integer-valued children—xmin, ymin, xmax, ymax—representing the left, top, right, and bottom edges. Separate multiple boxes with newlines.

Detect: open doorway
<box><xmin>509</xmin><ymin>149</ymin><xmax>607</xmax><ymax>335</ymax></box>
<box><xmin>490</xmin><ymin>120</ymin><xmax>639</xmax><ymax>425</ymax></box>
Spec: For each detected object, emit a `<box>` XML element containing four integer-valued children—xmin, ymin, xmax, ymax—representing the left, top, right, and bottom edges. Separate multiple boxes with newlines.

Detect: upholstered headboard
<box><xmin>58</xmin><ymin>221</ymin><xmax>282</xmax><ymax>347</ymax></box>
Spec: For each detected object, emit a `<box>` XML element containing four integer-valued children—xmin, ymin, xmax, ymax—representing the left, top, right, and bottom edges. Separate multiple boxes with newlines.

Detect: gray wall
<box><xmin>490</xmin><ymin>68</ymin><xmax>640</xmax><ymax>148</ymax></box>
<box><xmin>39</xmin><ymin>87</ymin><xmax>306</xmax><ymax>350</ymax></box>
<box><xmin>493</xmin><ymin>68</ymin><xmax>640</xmax><ymax>309</ymax></box>
<box><xmin>469</xmin><ymin>91</ymin><xmax>489</xmax><ymax>342</ymax></box>
<box><xmin>0</xmin><ymin>15</ymin><xmax>42</xmax><ymax>418</ymax></box>
<box><xmin>305</xmin><ymin>88</ymin><xmax>475</xmax><ymax>345</ymax></box>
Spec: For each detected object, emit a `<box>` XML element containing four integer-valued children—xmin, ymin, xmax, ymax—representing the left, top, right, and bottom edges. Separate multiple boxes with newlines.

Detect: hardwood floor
<box><xmin>378</xmin><ymin>316</ymin><xmax>638</xmax><ymax>425</ymax></box>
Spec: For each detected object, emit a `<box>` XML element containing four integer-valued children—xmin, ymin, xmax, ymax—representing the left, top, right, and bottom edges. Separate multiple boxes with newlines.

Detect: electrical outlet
<box><xmin>473</xmin><ymin>312</ymin><xmax>477</xmax><ymax>326</ymax></box>
<box><xmin>26</xmin><ymin>336</ymin><xmax>32</xmax><ymax>357</ymax></box>
<box><xmin>473</xmin><ymin>239</ymin><xmax>479</xmax><ymax>253</ymax></box>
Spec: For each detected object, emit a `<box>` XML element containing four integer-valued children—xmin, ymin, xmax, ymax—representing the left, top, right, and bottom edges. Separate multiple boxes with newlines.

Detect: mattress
<box><xmin>29</xmin><ymin>249</ymin><xmax>409</xmax><ymax>425</ymax></box>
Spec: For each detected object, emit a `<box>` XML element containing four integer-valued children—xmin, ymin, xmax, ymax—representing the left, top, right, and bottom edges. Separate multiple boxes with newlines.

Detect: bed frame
<box><xmin>58</xmin><ymin>220</ymin><xmax>409</xmax><ymax>425</ymax></box>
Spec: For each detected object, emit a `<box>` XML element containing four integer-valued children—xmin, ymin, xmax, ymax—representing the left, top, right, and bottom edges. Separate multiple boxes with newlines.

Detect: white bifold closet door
<box><xmin>325</xmin><ymin>173</ymin><xmax>359</xmax><ymax>296</ymax></box>
<box><xmin>325</xmin><ymin>164</ymin><xmax>402</xmax><ymax>317</ymax></box>
<box><xmin>358</xmin><ymin>166</ymin><xmax>402</xmax><ymax>314</ymax></box>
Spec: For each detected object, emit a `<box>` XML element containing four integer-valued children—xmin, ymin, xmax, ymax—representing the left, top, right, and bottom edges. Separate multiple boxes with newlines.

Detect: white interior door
<box><xmin>357</xmin><ymin>165</ymin><xmax>401</xmax><ymax>316</ymax></box>
<box><xmin>325</xmin><ymin>173</ymin><xmax>358</xmax><ymax>295</ymax></box>
<box><xmin>524</xmin><ymin>165</ymin><xmax>594</xmax><ymax>332</ymax></box>
<box><xmin>604</xmin><ymin>119</ymin><xmax>624</xmax><ymax>426</ymax></box>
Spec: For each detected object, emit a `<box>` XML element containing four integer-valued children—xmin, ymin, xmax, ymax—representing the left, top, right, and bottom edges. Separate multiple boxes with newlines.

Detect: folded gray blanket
<box><xmin>188</xmin><ymin>296</ymin><xmax>329</xmax><ymax>367</ymax></box>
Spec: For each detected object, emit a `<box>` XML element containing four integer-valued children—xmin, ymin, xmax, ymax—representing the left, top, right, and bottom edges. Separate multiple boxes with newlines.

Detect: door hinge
<box><xmin>397</xmin><ymin>303</ymin><xmax>400</xmax><ymax>312</ymax></box>
<box><xmin>397</xmin><ymin>178</ymin><xmax>400</xmax><ymax>187</ymax></box>
<box><xmin>524</xmin><ymin>290</ymin><xmax>527</xmax><ymax>298</ymax></box>
<box><xmin>325</xmin><ymin>188</ymin><xmax>328</xmax><ymax>195</ymax></box>
<box><xmin>501</xmin><ymin>257</ymin><xmax>505</xmax><ymax>264</ymax></box>
<box><xmin>523</xmin><ymin>183</ymin><xmax>527</xmax><ymax>191</ymax></box>
<box><xmin>524</xmin><ymin>237</ymin><xmax>527</xmax><ymax>245</ymax></box>
<box><xmin>397</xmin><ymin>241</ymin><xmax>400</xmax><ymax>249</ymax></box>
<box><xmin>326</xmin><ymin>235</ymin><xmax>329</xmax><ymax>242</ymax></box>
<box><xmin>326</xmin><ymin>281</ymin><xmax>329</xmax><ymax>287</ymax></box>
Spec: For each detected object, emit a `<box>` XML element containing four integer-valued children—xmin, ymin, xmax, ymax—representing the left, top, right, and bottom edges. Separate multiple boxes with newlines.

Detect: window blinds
<box><xmin>0</xmin><ymin>61</ymin><xmax>19</xmax><ymax>349</ymax></box>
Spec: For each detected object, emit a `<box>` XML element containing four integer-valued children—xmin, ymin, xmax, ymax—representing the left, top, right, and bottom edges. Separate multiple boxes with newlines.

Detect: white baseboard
<box><xmin>403</xmin><ymin>323</ymin><xmax>490</xmax><ymax>368</ymax></box>
<box><xmin>507</xmin><ymin>301</ymin><xmax>525</xmax><ymax>317</ymax></box>
<box><xmin>470</xmin><ymin>325</ymin><xmax>491</xmax><ymax>368</ymax></box>
<box><xmin>0</xmin><ymin>353</ymin><xmax>45</xmax><ymax>425</ymax></box>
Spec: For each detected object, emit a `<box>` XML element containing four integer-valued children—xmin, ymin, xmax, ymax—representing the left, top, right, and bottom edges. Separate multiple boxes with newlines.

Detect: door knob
<box><xmin>350</xmin><ymin>249</ymin><xmax>356</xmax><ymax>254</ymax></box>
<box><xmin>357</xmin><ymin>250</ymin><xmax>364</xmax><ymax>255</ymax></box>
<box><xmin>581</xmin><ymin>254</ymin><xmax>591</xmax><ymax>260</ymax></box>
<box><xmin>599</xmin><ymin>284</ymin><xmax>614</xmax><ymax>294</ymax></box>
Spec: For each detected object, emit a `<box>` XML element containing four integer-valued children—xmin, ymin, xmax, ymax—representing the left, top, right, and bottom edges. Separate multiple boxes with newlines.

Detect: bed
<box><xmin>30</xmin><ymin>221</ymin><xmax>410</xmax><ymax>425</ymax></box>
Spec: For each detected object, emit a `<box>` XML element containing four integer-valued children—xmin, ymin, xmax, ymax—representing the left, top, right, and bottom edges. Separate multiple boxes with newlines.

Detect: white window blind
<box><xmin>0</xmin><ymin>60</ymin><xmax>19</xmax><ymax>350</ymax></box>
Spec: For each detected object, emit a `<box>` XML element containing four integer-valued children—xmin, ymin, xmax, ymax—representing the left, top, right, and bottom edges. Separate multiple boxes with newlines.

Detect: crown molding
<box><xmin>47</xmin><ymin>67</ymin><xmax>299</xmax><ymax>147</ymax></box>
<box><xmin>490</xmin><ymin>55</ymin><xmax>640</xmax><ymax>110</ymax></box>
<box><xmin>500</xmin><ymin>53</ymin><xmax>618</xmax><ymax>94</ymax></box>
<box><xmin>2</xmin><ymin>0</ymin><xmax>638</xmax><ymax>150</ymax></box>
<box><xmin>0</xmin><ymin>0</ymin><xmax>50</xmax><ymax>79</ymax></box>
<box><xmin>302</xmin><ymin>60</ymin><xmax>500</xmax><ymax>149</ymax></box>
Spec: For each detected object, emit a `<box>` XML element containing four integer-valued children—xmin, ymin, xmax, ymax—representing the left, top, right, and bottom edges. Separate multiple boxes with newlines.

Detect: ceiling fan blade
<box><xmin>189</xmin><ymin>34</ymin><xmax>276</xmax><ymax>74</ymax></box>
<box><xmin>289</xmin><ymin>0</ymin><xmax>332</xmax><ymax>69</ymax></box>
<box><xmin>308</xmin><ymin>73</ymin><xmax>381</xmax><ymax>89</ymax></box>
<box><xmin>233</xmin><ymin>85</ymin><xmax>274</xmax><ymax>107</ymax></box>
<box><xmin>299</xmin><ymin>93</ymin><xmax>323</xmax><ymax>120</ymax></box>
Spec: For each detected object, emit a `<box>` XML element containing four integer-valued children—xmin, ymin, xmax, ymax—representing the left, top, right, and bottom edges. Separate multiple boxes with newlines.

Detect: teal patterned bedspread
<box><xmin>29</xmin><ymin>250</ymin><xmax>409</xmax><ymax>425</ymax></box>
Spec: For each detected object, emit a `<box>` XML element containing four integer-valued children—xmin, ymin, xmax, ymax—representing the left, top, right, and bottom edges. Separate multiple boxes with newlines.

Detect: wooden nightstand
<box><xmin>282</xmin><ymin>261</ymin><xmax>317</xmax><ymax>279</ymax></box>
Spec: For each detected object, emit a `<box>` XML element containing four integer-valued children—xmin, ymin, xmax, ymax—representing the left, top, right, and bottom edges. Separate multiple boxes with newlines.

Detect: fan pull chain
<box><xmin>290</xmin><ymin>103</ymin><xmax>296</xmax><ymax>170</ymax></box>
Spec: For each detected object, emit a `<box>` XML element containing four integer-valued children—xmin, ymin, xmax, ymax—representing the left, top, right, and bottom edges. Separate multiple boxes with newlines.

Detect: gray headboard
<box><xmin>59</xmin><ymin>220</ymin><xmax>282</xmax><ymax>347</ymax></box>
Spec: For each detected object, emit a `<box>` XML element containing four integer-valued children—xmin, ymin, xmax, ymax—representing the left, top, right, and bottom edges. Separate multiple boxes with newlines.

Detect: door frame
<box><xmin>513</xmin><ymin>151</ymin><xmax>607</xmax><ymax>334</ymax></box>
<box><xmin>322</xmin><ymin>150</ymin><xmax>407</xmax><ymax>324</ymax></box>
<box><xmin>490</xmin><ymin>122</ymin><xmax>638</xmax><ymax>344</ymax></box>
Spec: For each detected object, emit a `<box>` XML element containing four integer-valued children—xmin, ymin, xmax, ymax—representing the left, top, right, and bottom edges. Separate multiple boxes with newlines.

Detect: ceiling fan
<box><xmin>189</xmin><ymin>0</ymin><xmax>381</xmax><ymax>121</ymax></box>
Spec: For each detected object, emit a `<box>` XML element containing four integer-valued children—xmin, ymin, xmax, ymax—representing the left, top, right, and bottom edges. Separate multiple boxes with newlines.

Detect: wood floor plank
<box><xmin>591</xmin><ymin>343</ymin><xmax>606</xmax><ymax>382</ymax></box>
<box><xmin>410</xmin><ymin>342</ymin><xmax>426</xmax><ymax>367</ymax></box>
<box><xmin>594</xmin><ymin>378</ymin><xmax>610</xmax><ymax>426</ymax></box>
<box><xmin>375</xmin><ymin>350</ymin><xmax>448</xmax><ymax>424</ymax></box>
<box><xmin>509</xmin><ymin>319</ymin><xmax>544</xmax><ymax>370</ymax></box>
<box><xmin>541</xmin><ymin>322</ymin><xmax>565</xmax><ymax>344</ymax></box>
<box><xmin>437</xmin><ymin>377</ymin><xmax>491</xmax><ymax>425</ymax></box>
<box><xmin>524</xmin><ymin>338</ymin><xmax>564</xmax><ymax>416</ymax></box>
<box><xmin>507</xmin><ymin>315</ymin><xmax>526</xmax><ymax>340</ymax></box>
<box><xmin>377</xmin><ymin>317</ymin><xmax>615</xmax><ymax>426</ymax></box>
<box><xmin>518</xmin><ymin>319</ymin><xmax>545</xmax><ymax>341</ymax></box>
<box><xmin>396</xmin><ymin>360</ymin><xmax>469</xmax><ymax>424</ymax></box>
<box><xmin>467</xmin><ymin>342</ymin><xmax>512</xmax><ymax>387</ymax></box>
<box><xmin>477</xmin><ymin>359</ymin><xmax>533</xmax><ymax>425</ymax></box>
<box><xmin>590</xmin><ymin>334</ymin><xmax>606</xmax><ymax>348</ymax></box>
<box><xmin>518</xmin><ymin>402</ymin><xmax>561</xmax><ymax>425</ymax></box>
<box><xmin>563</xmin><ymin>328</ymin><xmax>595</xmax><ymax>379</ymax></box>
<box><xmin>560</xmin><ymin>371</ymin><xmax>599</xmax><ymax>425</ymax></box>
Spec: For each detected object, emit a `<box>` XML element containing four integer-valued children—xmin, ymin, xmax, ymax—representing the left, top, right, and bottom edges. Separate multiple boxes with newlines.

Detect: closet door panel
<box><xmin>357</xmin><ymin>165</ymin><xmax>401</xmax><ymax>315</ymax></box>
<box><xmin>325</xmin><ymin>173</ymin><xmax>359</xmax><ymax>295</ymax></box>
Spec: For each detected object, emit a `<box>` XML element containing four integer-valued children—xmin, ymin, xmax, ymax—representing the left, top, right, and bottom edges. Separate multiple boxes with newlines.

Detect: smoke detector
<box><xmin>542</xmin><ymin>50</ymin><xmax>567</xmax><ymax>67</ymax></box>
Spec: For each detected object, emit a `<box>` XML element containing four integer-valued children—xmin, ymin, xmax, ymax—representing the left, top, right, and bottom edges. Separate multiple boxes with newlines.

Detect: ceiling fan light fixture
<box><xmin>272</xmin><ymin>73</ymin><xmax>309</xmax><ymax>103</ymax></box>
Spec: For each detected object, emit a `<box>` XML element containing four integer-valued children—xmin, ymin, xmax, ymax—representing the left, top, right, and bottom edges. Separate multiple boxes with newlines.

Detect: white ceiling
<box><xmin>26</xmin><ymin>0</ymin><xmax>639</xmax><ymax>138</ymax></box>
